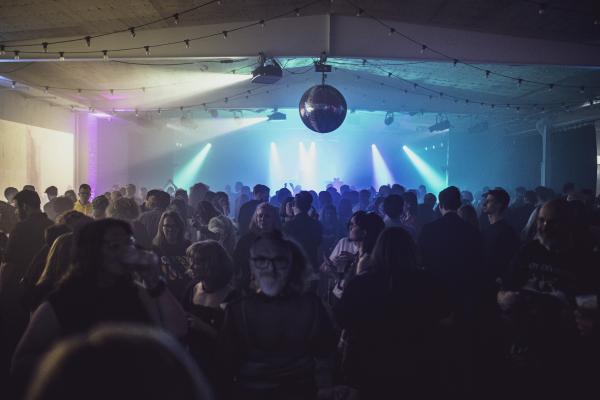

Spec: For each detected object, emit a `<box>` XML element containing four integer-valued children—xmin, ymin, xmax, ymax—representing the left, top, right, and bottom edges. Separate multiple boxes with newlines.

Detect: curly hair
<box><xmin>106</xmin><ymin>197</ymin><xmax>140</xmax><ymax>222</ymax></box>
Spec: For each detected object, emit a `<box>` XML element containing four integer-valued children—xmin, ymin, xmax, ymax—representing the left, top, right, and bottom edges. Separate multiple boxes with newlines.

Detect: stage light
<box><xmin>268</xmin><ymin>110</ymin><xmax>286</xmax><ymax>120</ymax></box>
<box><xmin>402</xmin><ymin>145</ymin><xmax>445</xmax><ymax>194</ymax></box>
<box><xmin>428</xmin><ymin>119</ymin><xmax>451</xmax><ymax>133</ymax></box>
<box><xmin>384</xmin><ymin>112</ymin><xmax>394</xmax><ymax>126</ymax></box>
<box><xmin>371</xmin><ymin>144</ymin><xmax>395</xmax><ymax>188</ymax></box>
<box><xmin>174</xmin><ymin>143</ymin><xmax>212</xmax><ymax>189</ymax></box>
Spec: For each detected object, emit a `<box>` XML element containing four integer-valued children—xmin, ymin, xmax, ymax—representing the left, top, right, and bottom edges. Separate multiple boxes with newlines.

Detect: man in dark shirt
<box><xmin>0</xmin><ymin>190</ymin><xmax>53</xmax><ymax>380</ymax></box>
<box><xmin>0</xmin><ymin>187</ymin><xmax>18</xmax><ymax>234</ymax></box>
<box><xmin>138</xmin><ymin>190</ymin><xmax>170</xmax><ymax>239</ymax></box>
<box><xmin>283</xmin><ymin>191</ymin><xmax>323</xmax><ymax>270</ymax></box>
<box><xmin>42</xmin><ymin>186</ymin><xmax>59</xmax><ymax>221</ymax></box>
<box><xmin>507</xmin><ymin>190</ymin><xmax>537</xmax><ymax>235</ymax></box>
<box><xmin>482</xmin><ymin>188</ymin><xmax>520</xmax><ymax>283</ymax></box>
<box><xmin>237</xmin><ymin>184</ymin><xmax>270</xmax><ymax>236</ymax></box>
<box><xmin>418</xmin><ymin>186</ymin><xmax>483</xmax><ymax>321</ymax></box>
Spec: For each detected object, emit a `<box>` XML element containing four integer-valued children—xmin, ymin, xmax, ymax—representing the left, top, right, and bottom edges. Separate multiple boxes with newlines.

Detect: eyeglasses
<box><xmin>250</xmin><ymin>255</ymin><xmax>290</xmax><ymax>270</ymax></box>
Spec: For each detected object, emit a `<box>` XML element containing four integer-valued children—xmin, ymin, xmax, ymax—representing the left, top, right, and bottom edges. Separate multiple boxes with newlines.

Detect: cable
<box><xmin>343</xmin><ymin>0</ymin><xmax>600</xmax><ymax>91</ymax></box>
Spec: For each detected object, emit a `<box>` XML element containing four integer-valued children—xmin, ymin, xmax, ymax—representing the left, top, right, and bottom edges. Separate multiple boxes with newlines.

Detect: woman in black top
<box><xmin>12</xmin><ymin>219</ymin><xmax>187</xmax><ymax>382</ymax></box>
<box><xmin>333</xmin><ymin>227</ymin><xmax>450</xmax><ymax>399</ymax></box>
<box><xmin>152</xmin><ymin>211</ymin><xmax>191</xmax><ymax>300</ymax></box>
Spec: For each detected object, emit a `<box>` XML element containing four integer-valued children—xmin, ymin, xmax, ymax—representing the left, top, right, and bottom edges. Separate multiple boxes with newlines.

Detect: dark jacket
<box><xmin>283</xmin><ymin>213</ymin><xmax>323</xmax><ymax>270</ymax></box>
<box><xmin>418</xmin><ymin>212</ymin><xmax>483</xmax><ymax>320</ymax></box>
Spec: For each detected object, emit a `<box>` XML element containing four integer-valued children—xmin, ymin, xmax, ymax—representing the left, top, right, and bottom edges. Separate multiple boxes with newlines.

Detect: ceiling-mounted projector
<box><xmin>251</xmin><ymin>53</ymin><xmax>282</xmax><ymax>84</ymax></box>
<box><xmin>268</xmin><ymin>110</ymin><xmax>286</xmax><ymax>121</ymax></box>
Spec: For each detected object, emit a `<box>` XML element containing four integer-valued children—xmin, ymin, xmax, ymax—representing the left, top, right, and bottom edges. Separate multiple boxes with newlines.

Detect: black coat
<box><xmin>417</xmin><ymin>212</ymin><xmax>484</xmax><ymax>320</ymax></box>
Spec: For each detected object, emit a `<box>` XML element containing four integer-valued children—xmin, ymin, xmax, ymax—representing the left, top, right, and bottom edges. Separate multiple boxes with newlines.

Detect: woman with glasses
<box><xmin>12</xmin><ymin>219</ymin><xmax>187</xmax><ymax>387</ymax></box>
<box><xmin>152</xmin><ymin>211</ymin><xmax>191</xmax><ymax>301</ymax></box>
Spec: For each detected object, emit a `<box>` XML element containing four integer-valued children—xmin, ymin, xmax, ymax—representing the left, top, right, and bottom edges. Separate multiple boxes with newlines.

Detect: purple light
<box><xmin>83</xmin><ymin>114</ymin><xmax>98</xmax><ymax>197</ymax></box>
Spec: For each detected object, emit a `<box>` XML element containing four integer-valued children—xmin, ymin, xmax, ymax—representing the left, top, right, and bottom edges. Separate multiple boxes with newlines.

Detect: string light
<box><xmin>129</xmin><ymin>27</ymin><xmax>136</xmax><ymax>38</ymax></box>
<box><xmin>548</xmin><ymin>83</ymin><xmax>554</xmax><ymax>91</ymax></box>
<box><xmin>42</xmin><ymin>42</ymin><xmax>48</xmax><ymax>52</ymax></box>
<box><xmin>11</xmin><ymin>81</ymin><xmax>16</xmax><ymax>89</ymax></box>
<box><xmin>420</xmin><ymin>44</ymin><xmax>427</xmax><ymax>54</ymax></box>
<box><xmin>184</xmin><ymin>39</ymin><xmax>190</xmax><ymax>48</ymax></box>
<box><xmin>538</xmin><ymin>3</ymin><xmax>546</xmax><ymax>15</ymax></box>
<box><xmin>388</xmin><ymin>28</ymin><xmax>395</xmax><ymax>36</ymax></box>
<box><xmin>44</xmin><ymin>86</ymin><xmax>49</xmax><ymax>93</ymax></box>
<box><xmin>102</xmin><ymin>50</ymin><xmax>108</xmax><ymax>61</ymax></box>
<box><xmin>295</xmin><ymin>8</ymin><xmax>300</xmax><ymax>16</ymax></box>
<box><xmin>59</xmin><ymin>52</ymin><xmax>65</xmax><ymax>61</ymax></box>
<box><xmin>14</xmin><ymin>51</ymin><xmax>20</xmax><ymax>60</ymax></box>
<box><xmin>453</xmin><ymin>59</ymin><xmax>458</xmax><ymax>67</ymax></box>
<box><xmin>157</xmin><ymin>108</ymin><xmax>162</xmax><ymax>114</ymax></box>
<box><xmin>222</xmin><ymin>30</ymin><xmax>228</xmax><ymax>38</ymax></box>
<box><xmin>85</xmin><ymin>36</ymin><xmax>91</xmax><ymax>47</ymax></box>
<box><xmin>173</xmin><ymin>13</ymin><xmax>179</xmax><ymax>24</ymax></box>
<box><xmin>517</xmin><ymin>78</ymin><xmax>522</xmax><ymax>87</ymax></box>
<box><xmin>356</xmin><ymin>8</ymin><xmax>363</xmax><ymax>16</ymax></box>
<box><xmin>135</xmin><ymin>109</ymin><xmax>139</xmax><ymax>117</ymax></box>
<box><xmin>579</xmin><ymin>86</ymin><xmax>585</xmax><ymax>94</ymax></box>
<box><xmin>144</xmin><ymin>46</ymin><xmax>150</xmax><ymax>56</ymax></box>
<box><xmin>485</xmin><ymin>70</ymin><xmax>490</xmax><ymax>78</ymax></box>
<box><xmin>259</xmin><ymin>19</ymin><xmax>265</xmax><ymax>28</ymax></box>
<box><xmin>0</xmin><ymin>45</ymin><xmax>5</xmax><ymax>55</ymax></box>
<box><xmin>110</xmin><ymin>89</ymin><xmax>114</xmax><ymax>95</ymax></box>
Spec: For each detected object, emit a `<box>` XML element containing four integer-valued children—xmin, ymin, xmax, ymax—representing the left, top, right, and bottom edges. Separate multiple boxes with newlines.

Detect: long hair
<box><xmin>249</xmin><ymin>203</ymin><xmax>281</xmax><ymax>234</ymax></box>
<box><xmin>186</xmin><ymin>240</ymin><xmax>233</xmax><ymax>291</ymax></box>
<box><xmin>36</xmin><ymin>233</ymin><xmax>74</xmax><ymax>291</ymax></box>
<box><xmin>369</xmin><ymin>227</ymin><xmax>418</xmax><ymax>277</ymax></box>
<box><xmin>64</xmin><ymin>219</ymin><xmax>133</xmax><ymax>285</ymax></box>
<box><xmin>250</xmin><ymin>230</ymin><xmax>312</xmax><ymax>294</ymax></box>
<box><xmin>351</xmin><ymin>211</ymin><xmax>385</xmax><ymax>254</ymax></box>
<box><xmin>153</xmin><ymin>211</ymin><xmax>186</xmax><ymax>248</ymax></box>
<box><xmin>195</xmin><ymin>201</ymin><xmax>219</xmax><ymax>225</ymax></box>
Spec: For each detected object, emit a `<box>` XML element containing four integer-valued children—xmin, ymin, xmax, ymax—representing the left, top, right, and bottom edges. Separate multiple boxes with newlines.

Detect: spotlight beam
<box><xmin>269</xmin><ymin>142</ymin><xmax>283</xmax><ymax>190</ymax></box>
<box><xmin>402</xmin><ymin>145</ymin><xmax>445</xmax><ymax>194</ymax></box>
<box><xmin>371</xmin><ymin>144</ymin><xmax>395</xmax><ymax>188</ymax></box>
<box><xmin>174</xmin><ymin>143</ymin><xmax>212</xmax><ymax>189</ymax></box>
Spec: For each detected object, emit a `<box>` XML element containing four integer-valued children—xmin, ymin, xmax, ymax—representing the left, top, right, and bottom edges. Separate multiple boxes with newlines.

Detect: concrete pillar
<box><xmin>537</xmin><ymin>118</ymin><xmax>552</xmax><ymax>187</ymax></box>
<box><xmin>594</xmin><ymin>120</ymin><xmax>600</xmax><ymax>196</ymax></box>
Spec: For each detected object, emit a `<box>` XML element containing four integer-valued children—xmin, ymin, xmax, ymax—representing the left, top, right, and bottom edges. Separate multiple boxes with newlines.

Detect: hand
<box><xmin>332</xmin><ymin>252</ymin><xmax>354</xmax><ymax>273</ymax></box>
<box><xmin>122</xmin><ymin>249</ymin><xmax>161</xmax><ymax>288</ymax></box>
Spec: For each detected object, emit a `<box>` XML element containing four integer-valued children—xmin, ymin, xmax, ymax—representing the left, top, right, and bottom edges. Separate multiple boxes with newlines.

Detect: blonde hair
<box><xmin>36</xmin><ymin>232</ymin><xmax>74</xmax><ymax>290</ymax></box>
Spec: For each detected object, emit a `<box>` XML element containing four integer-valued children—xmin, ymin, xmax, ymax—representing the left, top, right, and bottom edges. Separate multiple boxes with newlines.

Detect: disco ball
<box><xmin>299</xmin><ymin>84</ymin><xmax>347</xmax><ymax>133</ymax></box>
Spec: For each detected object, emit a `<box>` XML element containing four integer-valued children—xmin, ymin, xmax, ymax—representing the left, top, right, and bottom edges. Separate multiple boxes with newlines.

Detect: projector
<box><xmin>251</xmin><ymin>63</ymin><xmax>282</xmax><ymax>84</ymax></box>
<box><xmin>268</xmin><ymin>111</ymin><xmax>287</xmax><ymax>121</ymax></box>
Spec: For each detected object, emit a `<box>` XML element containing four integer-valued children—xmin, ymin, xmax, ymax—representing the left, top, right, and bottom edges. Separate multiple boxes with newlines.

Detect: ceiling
<box><xmin>0</xmin><ymin>0</ymin><xmax>599</xmax><ymax>133</ymax></box>
<box><xmin>1</xmin><ymin>0</ymin><xmax>599</xmax><ymax>44</ymax></box>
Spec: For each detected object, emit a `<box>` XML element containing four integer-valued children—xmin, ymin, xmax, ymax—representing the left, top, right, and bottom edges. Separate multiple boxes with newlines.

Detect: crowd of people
<box><xmin>0</xmin><ymin>179</ymin><xmax>599</xmax><ymax>399</ymax></box>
